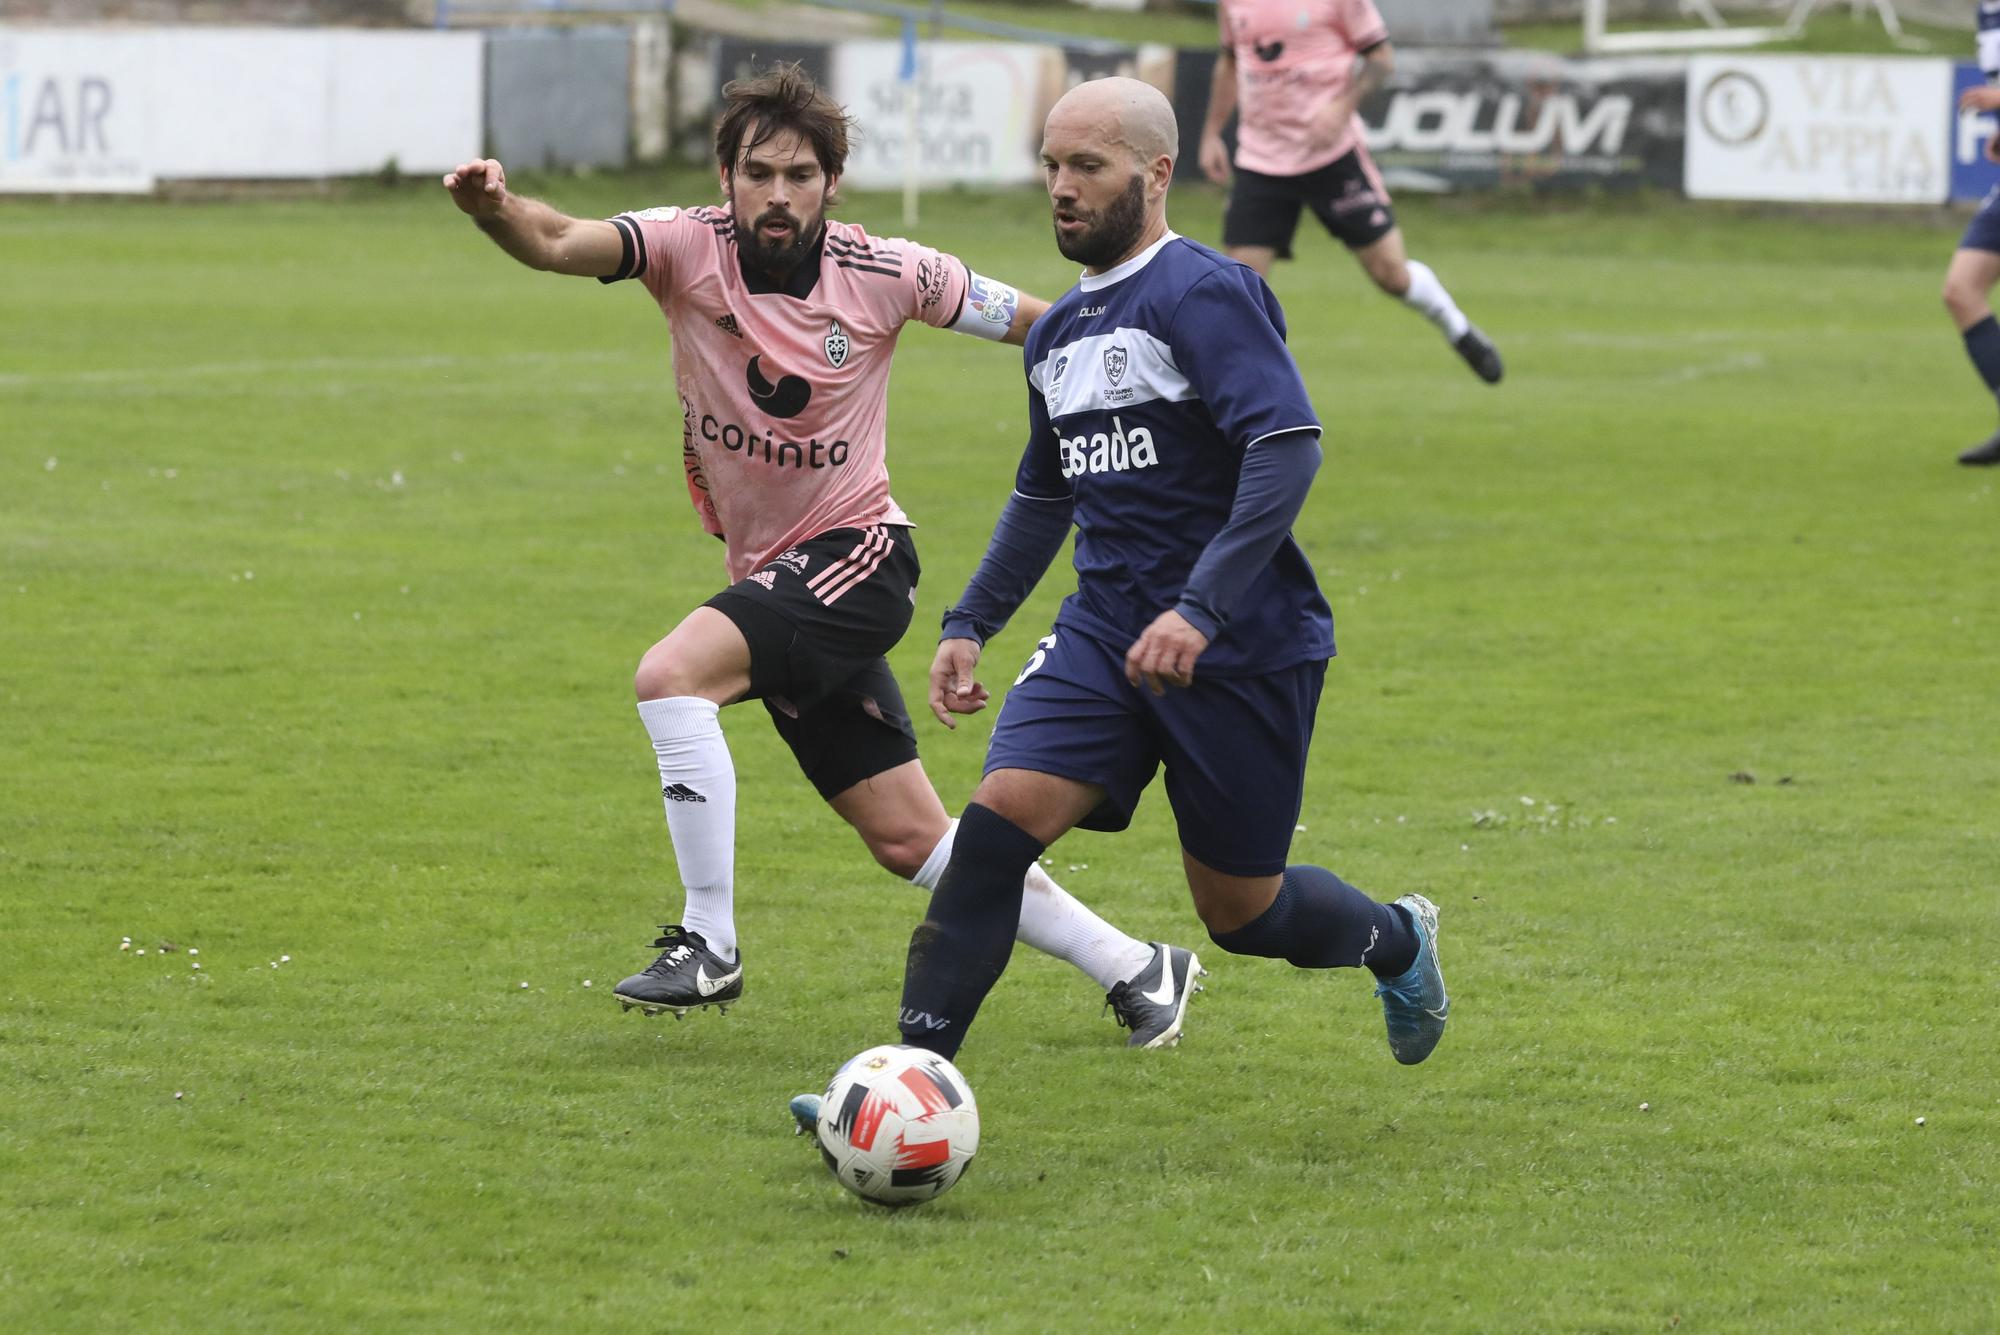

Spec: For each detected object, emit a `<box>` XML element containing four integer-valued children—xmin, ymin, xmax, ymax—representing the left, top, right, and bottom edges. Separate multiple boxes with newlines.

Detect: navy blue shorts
<box><xmin>1963</xmin><ymin>186</ymin><xmax>2000</xmax><ymax>254</ymax></box>
<box><xmin>983</xmin><ymin>625</ymin><xmax>1327</xmax><ymax>878</ymax></box>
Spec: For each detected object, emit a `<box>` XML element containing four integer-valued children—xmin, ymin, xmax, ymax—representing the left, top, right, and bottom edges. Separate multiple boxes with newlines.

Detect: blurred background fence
<box><xmin>0</xmin><ymin>0</ymin><xmax>1987</xmax><ymax>205</ymax></box>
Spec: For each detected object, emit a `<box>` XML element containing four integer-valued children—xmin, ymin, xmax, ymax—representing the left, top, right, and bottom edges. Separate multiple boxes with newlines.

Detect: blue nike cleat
<box><xmin>1374</xmin><ymin>893</ymin><xmax>1449</xmax><ymax>1065</ymax></box>
<box><xmin>789</xmin><ymin>1092</ymin><xmax>822</xmax><ymax>1138</ymax></box>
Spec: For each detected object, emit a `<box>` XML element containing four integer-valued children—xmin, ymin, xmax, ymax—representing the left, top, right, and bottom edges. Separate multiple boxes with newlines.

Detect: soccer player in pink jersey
<box><xmin>442</xmin><ymin>64</ymin><xmax>1202</xmax><ymax>1048</ymax></box>
<box><xmin>1198</xmin><ymin>0</ymin><xmax>1503</xmax><ymax>384</ymax></box>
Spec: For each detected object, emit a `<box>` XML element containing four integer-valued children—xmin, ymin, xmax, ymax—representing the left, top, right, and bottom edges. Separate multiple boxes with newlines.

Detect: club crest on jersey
<box><xmin>824</xmin><ymin>319</ymin><xmax>850</xmax><ymax>369</ymax></box>
<box><xmin>1101</xmin><ymin>344</ymin><xmax>1135</xmax><ymax>404</ymax></box>
<box><xmin>1103</xmin><ymin>345</ymin><xmax>1127</xmax><ymax>387</ymax></box>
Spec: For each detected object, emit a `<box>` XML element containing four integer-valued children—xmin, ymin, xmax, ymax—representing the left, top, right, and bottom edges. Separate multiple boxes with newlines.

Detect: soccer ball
<box><xmin>812</xmin><ymin>1044</ymin><xmax>979</xmax><ymax>1208</ymax></box>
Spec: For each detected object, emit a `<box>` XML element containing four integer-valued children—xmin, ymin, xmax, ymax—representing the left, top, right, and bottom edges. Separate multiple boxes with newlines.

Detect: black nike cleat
<box><xmin>1958</xmin><ymin>428</ymin><xmax>2000</xmax><ymax>465</ymax></box>
<box><xmin>1453</xmin><ymin>326</ymin><xmax>1504</xmax><ymax>384</ymax></box>
<box><xmin>613</xmin><ymin>925</ymin><xmax>743</xmax><ymax>1018</ymax></box>
<box><xmin>1103</xmin><ymin>943</ymin><xmax>1205</xmax><ymax>1049</ymax></box>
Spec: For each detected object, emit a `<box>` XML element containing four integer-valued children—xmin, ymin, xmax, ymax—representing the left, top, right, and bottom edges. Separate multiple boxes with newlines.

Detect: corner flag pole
<box><xmin>901</xmin><ymin>16</ymin><xmax>920</xmax><ymax>230</ymax></box>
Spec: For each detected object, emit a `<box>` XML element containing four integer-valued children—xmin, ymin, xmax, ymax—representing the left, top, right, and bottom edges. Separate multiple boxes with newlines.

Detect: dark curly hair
<box><xmin>714</xmin><ymin>62</ymin><xmax>855</xmax><ymax>181</ymax></box>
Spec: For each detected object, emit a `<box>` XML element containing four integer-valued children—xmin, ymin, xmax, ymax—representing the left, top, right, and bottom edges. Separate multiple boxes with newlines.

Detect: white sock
<box><xmin>636</xmin><ymin>696</ymin><xmax>738</xmax><ymax>961</ymax></box>
<box><xmin>911</xmin><ymin>819</ymin><xmax>1155</xmax><ymax>991</ymax></box>
<box><xmin>1400</xmin><ymin>258</ymin><xmax>1471</xmax><ymax>341</ymax></box>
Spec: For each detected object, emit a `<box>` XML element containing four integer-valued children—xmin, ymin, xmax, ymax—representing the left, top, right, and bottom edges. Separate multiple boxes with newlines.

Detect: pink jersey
<box><xmin>1220</xmin><ymin>0</ymin><xmax>1389</xmax><ymax>177</ymax></box>
<box><xmin>607</xmin><ymin>207</ymin><xmax>980</xmax><ymax>583</ymax></box>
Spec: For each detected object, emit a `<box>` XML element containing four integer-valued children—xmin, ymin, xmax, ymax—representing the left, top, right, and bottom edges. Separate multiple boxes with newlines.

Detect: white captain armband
<box><xmin>950</xmin><ymin>272</ymin><xmax>1020</xmax><ymax>341</ymax></box>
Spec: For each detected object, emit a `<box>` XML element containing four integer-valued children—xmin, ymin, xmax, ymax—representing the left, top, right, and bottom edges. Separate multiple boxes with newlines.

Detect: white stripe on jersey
<box><xmin>1981</xmin><ymin>1</ymin><xmax>2000</xmax><ymax>78</ymax></box>
<box><xmin>1029</xmin><ymin>327</ymin><xmax>1195</xmax><ymax>420</ymax></box>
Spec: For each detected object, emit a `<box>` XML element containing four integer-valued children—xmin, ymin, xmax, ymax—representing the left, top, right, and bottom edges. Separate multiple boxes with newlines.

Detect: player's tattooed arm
<box><xmin>1316</xmin><ymin>41</ymin><xmax>1394</xmax><ymax>147</ymax></box>
<box><xmin>442</xmin><ymin>158</ymin><xmax>624</xmax><ymax>278</ymax></box>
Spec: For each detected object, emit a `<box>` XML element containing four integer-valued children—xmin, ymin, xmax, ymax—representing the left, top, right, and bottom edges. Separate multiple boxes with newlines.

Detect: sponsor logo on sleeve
<box><xmin>917</xmin><ymin>257</ymin><xmax>949</xmax><ymax>311</ymax></box>
<box><xmin>1045</xmin><ymin>354</ymin><xmax>1069</xmax><ymax>413</ymax></box>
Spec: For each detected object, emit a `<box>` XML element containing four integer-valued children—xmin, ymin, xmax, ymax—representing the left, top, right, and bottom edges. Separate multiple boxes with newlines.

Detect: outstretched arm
<box><xmin>1001</xmin><ymin>293</ymin><xmax>1051</xmax><ymax>346</ymax></box>
<box><xmin>441</xmin><ymin>158</ymin><xmax>624</xmax><ymax>277</ymax></box>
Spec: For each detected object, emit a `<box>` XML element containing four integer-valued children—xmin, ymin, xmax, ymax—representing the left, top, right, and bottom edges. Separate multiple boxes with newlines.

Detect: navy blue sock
<box><xmin>1209</xmin><ymin>864</ymin><xmax>1418</xmax><ymax>979</ymax></box>
<box><xmin>1964</xmin><ymin>316</ymin><xmax>2000</xmax><ymax>398</ymax></box>
<box><xmin>897</xmin><ymin>803</ymin><xmax>1042</xmax><ymax>1060</ymax></box>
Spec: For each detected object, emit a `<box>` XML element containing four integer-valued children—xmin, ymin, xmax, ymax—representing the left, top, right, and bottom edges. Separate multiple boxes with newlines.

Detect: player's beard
<box><xmin>734</xmin><ymin>204</ymin><xmax>820</xmax><ymax>279</ymax></box>
<box><xmin>1054</xmin><ymin>173</ymin><xmax>1147</xmax><ymax>268</ymax></box>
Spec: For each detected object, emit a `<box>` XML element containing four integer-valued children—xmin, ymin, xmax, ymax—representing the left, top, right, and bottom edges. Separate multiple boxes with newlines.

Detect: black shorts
<box><xmin>1223</xmin><ymin>148</ymin><xmax>1397</xmax><ymax>258</ymax></box>
<box><xmin>705</xmin><ymin>524</ymin><xmax>922</xmax><ymax>800</ymax></box>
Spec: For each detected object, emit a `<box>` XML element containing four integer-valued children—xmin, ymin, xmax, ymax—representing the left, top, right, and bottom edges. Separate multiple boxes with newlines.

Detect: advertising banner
<box><xmin>832</xmin><ymin>40</ymin><xmax>1054</xmax><ymax>189</ymax></box>
<box><xmin>0</xmin><ymin>27</ymin><xmax>480</xmax><ymax>188</ymax></box>
<box><xmin>1356</xmin><ymin>50</ymin><xmax>1686</xmax><ymax>192</ymax></box>
<box><xmin>1685</xmin><ymin>54</ymin><xmax>1950</xmax><ymax>204</ymax></box>
<box><xmin>1950</xmin><ymin>62</ymin><xmax>2000</xmax><ymax>204</ymax></box>
<box><xmin>0</xmin><ymin>29</ymin><xmax>154</xmax><ymax>193</ymax></box>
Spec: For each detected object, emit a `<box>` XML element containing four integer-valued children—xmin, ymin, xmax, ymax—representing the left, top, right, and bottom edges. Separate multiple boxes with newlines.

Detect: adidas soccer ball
<box><xmin>813</xmin><ymin>1044</ymin><xmax>979</xmax><ymax>1208</ymax></box>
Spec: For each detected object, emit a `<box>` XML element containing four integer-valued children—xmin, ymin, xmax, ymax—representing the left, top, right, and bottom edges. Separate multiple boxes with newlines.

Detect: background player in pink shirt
<box><xmin>443</xmin><ymin>65</ymin><xmax>1202</xmax><ymax>1049</ymax></box>
<box><xmin>1198</xmin><ymin>0</ymin><xmax>1504</xmax><ymax>384</ymax></box>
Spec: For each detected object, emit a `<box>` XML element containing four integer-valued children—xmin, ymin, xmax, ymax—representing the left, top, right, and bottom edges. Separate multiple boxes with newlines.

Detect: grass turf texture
<box><xmin>4</xmin><ymin>177</ymin><xmax>1998</xmax><ymax>1330</ymax></box>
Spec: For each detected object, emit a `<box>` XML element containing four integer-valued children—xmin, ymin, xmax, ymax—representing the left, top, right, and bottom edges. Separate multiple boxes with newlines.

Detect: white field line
<box><xmin>1652</xmin><ymin>352</ymin><xmax>1768</xmax><ymax>384</ymax></box>
<box><xmin>0</xmin><ymin>349</ymin><xmax>651</xmax><ymax>392</ymax></box>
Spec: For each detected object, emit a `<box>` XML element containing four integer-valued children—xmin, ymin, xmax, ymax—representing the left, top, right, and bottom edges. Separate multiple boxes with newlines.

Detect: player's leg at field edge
<box><xmin>897</xmin><ymin>769</ymin><xmax>1104</xmax><ymax>1060</ymax></box>
<box><xmin>1185</xmin><ymin>851</ymin><xmax>1415</xmax><ymax>978</ymax></box>
<box><xmin>1227</xmin><ymin>233</ymin><xmax>1499</xmax><ymax>383</ymax></box>
<box><xmin>1191</xmin><ymin>851</ymin><xmax>1450</xmax><ymax>1063</ymax></box>
<box><xmin>1941</xmin><ymin>246</ymin><xmax>2000</xmax><ymax>465</ymax></box>
<box><xmin>633</xmin><ymin>606</ymin><xmax>752</xmax><ymax>959</ymax></box>
<box><xmin>829</xmin><ymin>764</ymin><xmax>1156</xmax><ymax>991</ymax></box>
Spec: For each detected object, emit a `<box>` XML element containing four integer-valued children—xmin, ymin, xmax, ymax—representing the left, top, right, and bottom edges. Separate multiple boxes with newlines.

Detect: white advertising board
<box><xmin>326</xmin><ymin>31</ymin><xmax>482</xmax><ymax>177</ymax></box>
<box><xmin>833</xmin><ymin>41</ymin><xmax>1051</xmax><ymax>189</ymax></box>
<box><xmin>0</xmin><ymin>30</ymin><xmax>155</xmax><ymax>193</ymax></box>
<box><xmin>1685</xmin><ymin>54</ymin><xmax>1950</xmax><ymax>204</ymax></box>
<box><xmin>148</xmin><ymin>31</ymin><xmax>334</xmax><ymax>179</ymax></box>
<box><xmin>0</xmin><ymin>27</ymin><xmax>481</xmax><ymax>189</ymax></box>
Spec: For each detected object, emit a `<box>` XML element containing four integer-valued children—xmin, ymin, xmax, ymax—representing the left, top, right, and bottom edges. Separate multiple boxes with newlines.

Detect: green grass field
<box><xmin>5</xmin><ymin>176</ymin><xmax>1998</xmax><ymax>1331</ymax></box>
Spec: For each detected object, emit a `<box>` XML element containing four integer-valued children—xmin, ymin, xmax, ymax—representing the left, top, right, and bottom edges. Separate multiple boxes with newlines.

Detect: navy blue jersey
<box><xmin>1015</xmin><ymin>233</ymin><xmax>1334</xmax><ymax>675</ymax></box>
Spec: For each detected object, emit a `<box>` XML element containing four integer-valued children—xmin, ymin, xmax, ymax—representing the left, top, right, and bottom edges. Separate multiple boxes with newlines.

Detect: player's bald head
<box><xmin>1045</xmin><ymin>77</ymin><xmax>1178</xmax><ymax>172</ymax></box>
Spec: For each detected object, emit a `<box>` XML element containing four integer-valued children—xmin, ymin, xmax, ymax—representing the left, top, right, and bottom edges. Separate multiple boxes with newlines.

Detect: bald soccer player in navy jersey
<box><xmin>790</xmin><ymin>79</ymin><xmax>1450</xmax><ymax>1129</ymax></box>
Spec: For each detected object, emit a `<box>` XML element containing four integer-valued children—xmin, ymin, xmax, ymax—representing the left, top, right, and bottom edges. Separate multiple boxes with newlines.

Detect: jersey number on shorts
<box><xmin>1013</xmin><ymin>633</ymin><xmax>1058</xmax><ymax>686</ymax></box>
